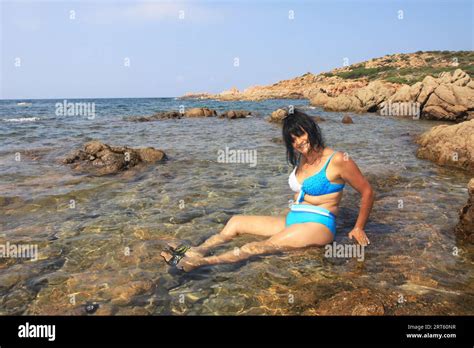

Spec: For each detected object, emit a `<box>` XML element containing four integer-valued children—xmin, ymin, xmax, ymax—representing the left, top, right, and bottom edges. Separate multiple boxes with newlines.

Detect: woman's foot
<box><xmin>165</xmin><ymin>241</ymin><xmax>205</xmax><ymax>258</ymax></box>
<box><xmin>160</xmin><ymin>250</ymin><xmax>202</xmax><ymax>272</ymax></box>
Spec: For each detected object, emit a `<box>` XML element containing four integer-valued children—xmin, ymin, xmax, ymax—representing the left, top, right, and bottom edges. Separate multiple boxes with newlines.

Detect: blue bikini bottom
<box><xmin>285</xmin><ymin>204</ymin><xmax>336</xmax><ymax>236</ymax></box>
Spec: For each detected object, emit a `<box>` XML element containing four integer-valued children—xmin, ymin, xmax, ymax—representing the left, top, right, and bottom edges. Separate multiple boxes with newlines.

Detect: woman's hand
<box><xmin>348</xmin><ymin>227</ymin><xmax>370</xmax><ymax>246</ymax></box>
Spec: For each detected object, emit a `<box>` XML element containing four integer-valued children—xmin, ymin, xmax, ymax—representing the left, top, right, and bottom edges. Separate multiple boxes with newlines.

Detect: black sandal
<box><xmin>163</xmin><ymin>244</ymin><xmax>191</xmax><ymax>267</ymax></box>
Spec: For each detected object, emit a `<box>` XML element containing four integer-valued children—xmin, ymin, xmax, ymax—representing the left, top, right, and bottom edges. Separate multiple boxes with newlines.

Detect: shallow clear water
<box><xmin>0</xmin><ymin>98</ymin><xmax>472</xmax><ymax>315</ymax></box>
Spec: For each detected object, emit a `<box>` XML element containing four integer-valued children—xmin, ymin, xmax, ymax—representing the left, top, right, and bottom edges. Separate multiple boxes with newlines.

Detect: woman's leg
<box><xmin>163</xmin><ymin>222</ymin><xmax>334</xmax><ymax>271</ymax></box>
<box><xmin>169</xmin><ymin>215</ymin><xmax>286</xmax><ymax>257</ymax></box>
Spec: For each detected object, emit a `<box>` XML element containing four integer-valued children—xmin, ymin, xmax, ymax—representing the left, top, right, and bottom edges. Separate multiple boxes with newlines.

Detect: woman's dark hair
<box><xmin>282</xmin><ymin>108</ymin><xmax>325</xmax><ymax>167</ymax></box>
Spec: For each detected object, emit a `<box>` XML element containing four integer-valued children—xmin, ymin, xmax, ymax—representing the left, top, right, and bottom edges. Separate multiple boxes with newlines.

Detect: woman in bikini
<box><xmin>161</xmin><ymin>109</ymin><xmax>375</xmax><ymax>271</ymax></box>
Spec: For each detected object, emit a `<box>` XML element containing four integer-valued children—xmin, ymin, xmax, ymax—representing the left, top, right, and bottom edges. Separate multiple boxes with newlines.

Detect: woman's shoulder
<box><xmin>328</xmin><ymin>149</ymin><xmax>347</xmax><ymax>166</ymax></box>
<box><xmin>326</xmin><ymin>150</ymin><xmax>348</xmax><ymax>182</ymax></box>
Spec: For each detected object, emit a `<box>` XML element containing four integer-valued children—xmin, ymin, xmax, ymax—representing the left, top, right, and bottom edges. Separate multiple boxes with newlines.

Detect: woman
<box><xmin>161</xmin><ymin>109</ymin><xmax>375</xmax><ymax>271</ymax></box>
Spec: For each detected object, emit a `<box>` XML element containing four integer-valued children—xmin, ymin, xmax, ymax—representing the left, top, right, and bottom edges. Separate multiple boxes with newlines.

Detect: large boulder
<box><xmin>415</xmin><ymin>119</ymin><xmax>474</xmax><ymax>171</ymax></box>
<box><xmin>310</xmin><ymin>81</ymin><xmax>397</xmax><ymax>113</ymax></box>
<box><xmin>388</xmin><ymin>82</ymin><xmax>423</xmax><ymax>103</ymax></box>
<box><xmin>385</xmin><ymin>69</ymin><xmax>474</xmax><ymax>121</ymax></box>
<box><xmin>310</xmin><ymin>91</ymin><xmax>362</xmax><ymax>112</ymax></box>
<box><xmin>62</xmin><ymin>141</ymin><xmax>167</xmax><ymax>175</ymax></box>
<box><xmin>455</xmin><ymin>178</ymin><xmax>474</xmax><ymax>244</ymax></box>
<box><xmin>422</xmin><ymin>71</ymin><xmax>474</xmax><ymax>121</ymax></box>
<box><xmin>355</xmin><ymin>80</ymin><xmax>398</xmax><ymax>112</ymax></box>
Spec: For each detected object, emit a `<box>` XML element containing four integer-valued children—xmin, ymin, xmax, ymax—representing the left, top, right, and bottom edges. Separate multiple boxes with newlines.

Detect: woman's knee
<box><xmin>222</xmin><ymin>215</ymin><xmax>242</xmax><ymax>236</ymax></box>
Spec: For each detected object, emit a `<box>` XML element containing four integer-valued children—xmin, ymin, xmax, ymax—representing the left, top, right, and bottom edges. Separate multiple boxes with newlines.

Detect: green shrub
<box><xmin>335</xmin><ymin>66</ymin><xmax>392</xmax><ymax>80</ymax></box>
<box><xmin>383</xmin><ymin>76</ymin><xmax>411</xmax><ymax>84</ymax></box>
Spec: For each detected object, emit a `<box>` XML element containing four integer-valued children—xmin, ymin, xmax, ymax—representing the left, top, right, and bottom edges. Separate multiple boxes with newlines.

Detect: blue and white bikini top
<box><xmin>288</xmin><ymin>151</ymin><xmax>345</xmax><ymax>203</ymax></box>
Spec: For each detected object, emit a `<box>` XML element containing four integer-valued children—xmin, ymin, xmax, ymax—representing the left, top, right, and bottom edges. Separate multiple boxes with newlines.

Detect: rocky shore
<box><xmin>184</xmin><ymin>68</ymin><xmax>474</xmax><ymax>122</ymax></box>
<box><xmin>310</xmin><ymin>69</ymin><xmax>474</xmax><ymax>122</ymax></box>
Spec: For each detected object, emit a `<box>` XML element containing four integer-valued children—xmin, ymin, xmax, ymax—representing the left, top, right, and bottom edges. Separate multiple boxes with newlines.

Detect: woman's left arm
<box><xmin>335</xmin><ymin>152</ymin><xmax>375</xmax><ymax>246</ymax></box>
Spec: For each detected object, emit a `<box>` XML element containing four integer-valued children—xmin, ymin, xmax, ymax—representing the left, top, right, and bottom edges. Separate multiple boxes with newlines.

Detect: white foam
<box><xmin>3</xmin><ymin>117</ymin><xmax>40</xmax><ymax>123</ymax></box>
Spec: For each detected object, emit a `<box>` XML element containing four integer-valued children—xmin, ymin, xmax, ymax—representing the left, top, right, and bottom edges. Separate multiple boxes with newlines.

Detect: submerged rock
<box><xmin>341</xmin><ymin>115</ymin><xmax>354</xmax><ymax>124</ymax></box>
<box><xmin>313</xmin><ymin>115</ymin><xmax>326</xmax><ymax>123</ymax></box>
<box><xmin>62</xmin><ymin>140</ymin><xmax>167</xmax><ymax>175</ymax></box>
<box><xmin>415</xmin><ymin>119</ymin><xmax>474</xmax><ymax>171</ymax></box>
<box><xmin>315</xmin><ymin>288</ymin><xmax>385</xmax><ymax>315</ymax></box>
<box><xmin>218</xmin><ymin>110</ymin><xmax>252</xmax><ymax>119</ymax></box>
<box><xmin>455</xmin><ymin>178</ymin><xmax>474</xmax><ymax>244</ymax></box>
<box><xmin>270</xmin><ymin>137</ymin><xmax>284</xmax><ymax>144</ymax></box>
<box><xmin>109</xmin><ymin>280</ymin><xmax>154</xmax><ymax>306</ymax></box>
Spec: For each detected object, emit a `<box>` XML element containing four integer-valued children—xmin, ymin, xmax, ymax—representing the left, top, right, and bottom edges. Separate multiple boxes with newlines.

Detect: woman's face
<box><xmin>291</xmin><ymin>132</ymin><xmax>311</xmax><ymax>155</ymax></box>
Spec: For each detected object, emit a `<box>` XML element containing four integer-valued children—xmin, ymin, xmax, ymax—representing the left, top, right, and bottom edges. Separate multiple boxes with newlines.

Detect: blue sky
<box><xmin>1</xmin><ymin>0</ymin><xmax>472</xmax><ymax>99</ymax></box>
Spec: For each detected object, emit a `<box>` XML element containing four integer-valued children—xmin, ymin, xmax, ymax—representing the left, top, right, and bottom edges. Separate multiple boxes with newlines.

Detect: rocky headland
<box><xmin>183</xmin><ymin>51</ymin><xmax>474</xmax><ymax>122</ymax></box>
